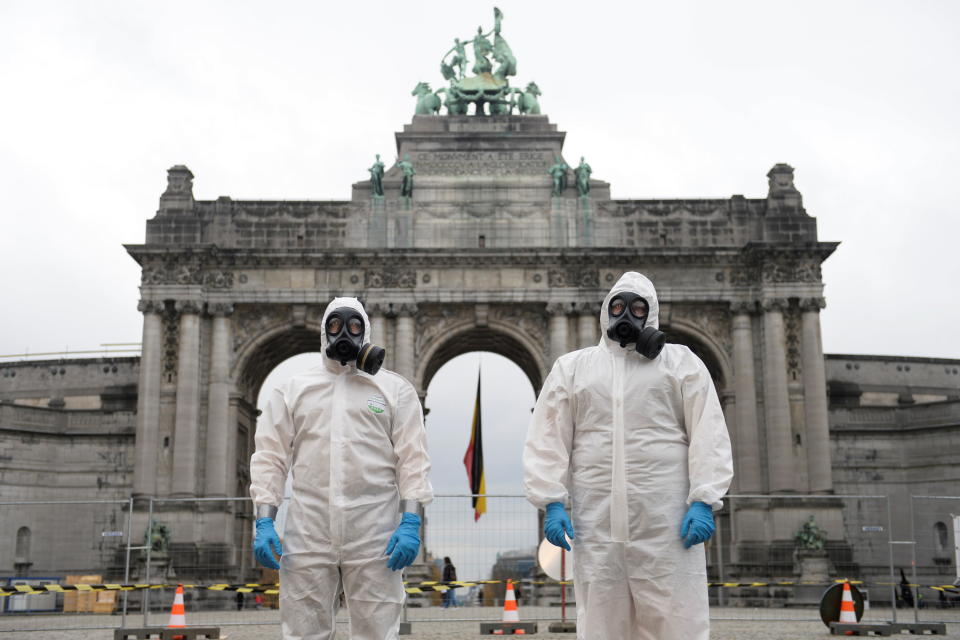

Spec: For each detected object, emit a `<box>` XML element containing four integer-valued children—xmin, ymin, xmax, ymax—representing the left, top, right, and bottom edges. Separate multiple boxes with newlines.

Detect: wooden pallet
<box><xmin>830</xmin><ymin>622</ymin><xmax>895</xmax><ymax>636</ymax></box>
<box><xmin>113</xmin><ymin>627</ymin><xmax>220</xmax><ymax>639</ymax></box>
<box><xmin>479</xmin><ymin>621</ymin><xmax>538</xmax><ymax>635</ymax></box>
<box><xmin>888</xmin><ymin>621</ymin><xmax>948</xmax><ymax>635</ymax></box>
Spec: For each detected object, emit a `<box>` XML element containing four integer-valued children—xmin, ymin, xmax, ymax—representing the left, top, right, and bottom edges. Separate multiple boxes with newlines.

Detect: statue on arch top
<box><xmin>368</xmin><ymin>154</ymin><xmax>385</xmax><ymax>197</ymax></box>
<box><xmin>488</xmin><ymin>7</ymin><xmax>517</xmax><ymax>80</ymax></box>
<box><xmin>423</xmin><ymin>7</ymin><xmax>533</xmax><ymax>116</ymax></box>
<box><xmin>575</xmin><ymin>157</ymin><xmax>592</xmax><ymax>197</ymax></box>
<box><xmin>548</xmin><ymin>156</ymin><xmax>569</xmax><ymax>197</ymax></box>
<box><xmin>397</xmin><ymin>154</ymin><xmax>415</xmax><ymax>199</ymax></box>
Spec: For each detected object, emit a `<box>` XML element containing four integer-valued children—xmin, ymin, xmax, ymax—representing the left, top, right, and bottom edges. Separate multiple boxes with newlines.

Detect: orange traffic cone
<box><xmin>502</xmin><ymin>580</ymin><xmax>520</xmax><ymax>623</ymax></box>
<box><xmin>839</xmin><ymin>581</ymin><xmax>857</xmax><ymax>634</ymax></box>
<box><xmin>167</xmin><ymin>584</ymin><xmax>187</xmax><ymax>640</ymax></box>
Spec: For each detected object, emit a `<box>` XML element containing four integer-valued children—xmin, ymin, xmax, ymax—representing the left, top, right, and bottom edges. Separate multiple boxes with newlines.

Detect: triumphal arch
<box><xmin>126</xmin><ymin>9</ymin><xmax>838</xmax><ymax>577</ymax></box>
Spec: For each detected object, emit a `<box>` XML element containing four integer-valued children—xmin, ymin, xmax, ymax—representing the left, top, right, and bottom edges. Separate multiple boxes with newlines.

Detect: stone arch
<box><xmin>661</xmin><ymin>318</ymin><xmax>733</xmax><ymax>392</ymax></box>
<box><xmin>231</xmin><ymin>322</ymin><xmax>325</xmax><ymax>403</ymax></box>
<box><xmin>415</xmin><ymin>320</ymin><xmax>548</xmax><ymax>396</ymax></box>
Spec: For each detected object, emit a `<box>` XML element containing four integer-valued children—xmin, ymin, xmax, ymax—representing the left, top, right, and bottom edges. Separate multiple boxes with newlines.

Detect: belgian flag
<box><xmin>463</xmin><ymin>368</ymin><xmax>486</xmax><ymax>521</ymax></box>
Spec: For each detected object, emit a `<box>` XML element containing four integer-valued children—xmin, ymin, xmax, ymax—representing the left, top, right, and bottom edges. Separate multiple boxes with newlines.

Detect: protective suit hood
<box><xmin>599</xmin><ymin>272</ymin><xmax>660</xmax><ymax>348</ymax></box>
<box><xmin>319</xmin><ymin>297</ymin><xmax>371</xmax><ymax>364</ymax></box>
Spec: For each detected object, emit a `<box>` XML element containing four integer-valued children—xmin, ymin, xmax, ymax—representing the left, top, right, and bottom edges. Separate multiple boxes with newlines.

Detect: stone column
<box><xmin>171</xmin><ymin>299</ymin><xmax>203</xmax><ymax>498</ymax></box>
<box><xmin>800</xmin><ymin>297</ymin><xmax>833</xmax><ymax>493</ymax></box>
<box><xmin>204</xmin><ymin>303</ymin><xmax>233</xmax><ymax>499</ymax></box>
<box><xmin>577</xmin><ymin>302</ymin><xmax>598</xmax><ymax>349</ymax></box>
<box><xmin>134</xmin><ymin>300</ymin><xmax>164</xmax><ymax>498</ymax></box>
<box><xmin>730</xmin><ymin>302</ymin><xmax>763</xmax><ymax>494</ymax></box>
<box><xmin>368</xmin><ymin>304</ymin><xmax>386</xmax><ymax>349</ymax></box>
<box><xmin>547</xmin><ymin>303</ymin><xmax>569</xmax><ymax>366</ymax></box>
<box><xmin>762</xmin><ymin>298</ymin><xmax>795</xmax><ymax>493</ymax></box>
<box><xmin>394</xmin><ymin>303</ymin><xmax>417</xmax><ymax>382</ymax></box>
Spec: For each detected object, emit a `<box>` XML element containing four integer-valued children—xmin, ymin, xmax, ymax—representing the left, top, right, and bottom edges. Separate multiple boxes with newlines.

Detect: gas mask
<box><xmin>605</xmin><ymin>292</ymin><xmax>666</xmax><ymax>359</ymax></box>
<box><xmin>324</xmin><ymin>307</ymin><xmax>386</xmax><ymax>375</ymax></box>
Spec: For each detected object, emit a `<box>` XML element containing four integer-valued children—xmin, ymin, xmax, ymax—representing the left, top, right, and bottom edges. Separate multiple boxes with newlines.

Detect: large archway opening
<box><xmin>418</xmin><ymin>324</ymin><xmax>546</xmax><ymax>397</ymax></box>
<box><xmin>423</xmin><ymin>351</ymin><xmax>538</xmax><ymax>586</ymax></box>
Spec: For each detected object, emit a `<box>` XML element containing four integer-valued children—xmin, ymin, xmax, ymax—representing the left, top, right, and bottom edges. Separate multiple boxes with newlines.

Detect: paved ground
<box><xmin>1</xmin><ymin>606</ymin><xmax>958</xmax><ymax>638</ymax></box>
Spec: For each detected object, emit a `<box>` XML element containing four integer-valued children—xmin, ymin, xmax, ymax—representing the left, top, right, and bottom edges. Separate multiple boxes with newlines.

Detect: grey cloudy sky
<box><xmin>2</xmin><ymin>1</ymin><xmax>959</xmax><ymax>504</ymax></box>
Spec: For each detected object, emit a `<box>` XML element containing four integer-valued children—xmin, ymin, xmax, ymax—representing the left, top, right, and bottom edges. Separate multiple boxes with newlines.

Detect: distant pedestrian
<box><xmin>254</xmin><ymin>594</ymin><xmax>263</xmax><ymax>609</ymax></box>
<box><xmin>236</xmin><ymin>590</ymin><xmax>245</xmax><ymax>611</ymax></box>
<box><xmin>514</xmin><ymin>583</ymin><xmax>522</xmax><ymax>605</ymax></box>
<box><xmin>442</xmin><ymin>556</ymin><xmax>458</xmax><ymax>608</ymax></box>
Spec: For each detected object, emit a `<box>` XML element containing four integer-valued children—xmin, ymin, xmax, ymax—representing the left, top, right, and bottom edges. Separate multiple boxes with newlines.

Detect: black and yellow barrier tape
<box><xmin>2</xmin><ymin>579</ymin><xmax>956</xmax><ymax>598</ymax></box>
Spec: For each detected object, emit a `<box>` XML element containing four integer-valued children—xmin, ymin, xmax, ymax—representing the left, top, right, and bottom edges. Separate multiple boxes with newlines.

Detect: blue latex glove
<box><xmin>680</xmin><ymin>501</ymin><xmax>715</xmax><ymax>549</ymax></box>
<box><xmin>544</xmin><ymin>502</ymin><xmax>575</xmax><ymax>551</ymax></box>
<box><xmin>254</xmin><ymin>517</ymin><xmax>283</xmax><ymax>570</ymax></box>
<box><xmin>385</xmin><ymin>512</ymin><xmax>421</xmax><ymax>571</ymax></box>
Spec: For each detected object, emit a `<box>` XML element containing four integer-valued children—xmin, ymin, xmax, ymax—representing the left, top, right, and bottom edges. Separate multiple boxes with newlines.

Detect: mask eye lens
<box><xmin>610</xmin><ymin>299</ymin><xmax>625</xmax><ymax>316</ymax></box>
<box><xmin>347</xmin><ymin>317</ymin><xmax>363</xmax><ymax>336</ymax></box>
<box><xmin>326</xmin><ymin>316</ymin><xmax>343</xmax><ymax>335</ymax></box>
<box><xmin>630</xmin><ymin>299</ymin><xmax>647</xmax><ymax>318</ymax></box>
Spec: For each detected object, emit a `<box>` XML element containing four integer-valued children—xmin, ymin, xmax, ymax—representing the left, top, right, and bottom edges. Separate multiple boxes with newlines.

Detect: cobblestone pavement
<box><xmin>1</xmin><ymin>607</ymin><xmax>958</xmax><ymax>638</ymax></box>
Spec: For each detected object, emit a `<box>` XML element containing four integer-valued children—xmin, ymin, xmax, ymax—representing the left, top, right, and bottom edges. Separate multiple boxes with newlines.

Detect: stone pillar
<box><xmin>800</xmin><ymin>297</ymin><xmax>833</xmax><ymax>493</ymax></box>
<box><xmin>369</xmin><ymin>304</ymin><xmax>386</xmax><ymax>349</ymax></box>
<box><xmin>761</xmin><ymin>298</ymin><xmax>795</xmax><ymax>493</ymax></box>
<box><xmin>394</xmin><ymin>303</ymin><xmax>417</xmax><ymax>382</ymax></box>
<box><xmin>204</xmin><ymin>303</ymin><xmax>233</xmax><ymax>499</ymax></box>
<box><xmin>134</xmin><ymin>300</ymin><xmax>164</xmax><ymax>498</ymax></box>
<box><xmin>577</xmin><ymin>302</ymin><xmax>598</xmax><ymax>349</ymax></box>
<box><xmin>171</xmin><ymin>299</ymin><xmax>203</xmax><ymax>498</ymax></box>
<box><xmin>547</xmin><ymin>303</ymin><xmax>569</xmax><ymax>366</ymax></box>
<box><xmin>730</xmin><ymin>302</ymin><xmax>763</xmax><ymax>494</ymax></box>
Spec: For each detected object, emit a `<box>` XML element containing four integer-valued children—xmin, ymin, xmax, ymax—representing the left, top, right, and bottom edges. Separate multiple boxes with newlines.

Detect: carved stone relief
<box><xmin>547</xmin><ymin>267</ymin><xmax>600</xmax><ymax>288</ymax></box>
<box><xmin>232</xmin><ymin>304</ymin><xmax>292</xmax><ymax>353</ymax></box>
<box><xmin>162</xmin><ymin>304</ymin><xmax>180</xmax><ymax>381</ymax></box>
<box><xmin>413</xmin><ymin>305</ymin><xmax>474</xmax><ymax>358</ymax></box>
<box><xmin>489</xmin><ymin>305</ymin><xmax>548</xmax><ymax>355</ymax></box>
<box><xmin>669</xmin><ymin>303</ymin><xmax>733</xmax><ymax>358</ymax></box>
<box><xmin>784</xmin><ymin>304</ymin><xmax>803</xmax><ymax>382</ymax></box>
<box><xmin>141</xmin><ymin>263</ymin><xmax>235</xmax><ymax>289</ymax></box>
<box><xmin>365</xmin><ymin>269</ymin><xmax>417</xmax><ymax>288</ymax></box>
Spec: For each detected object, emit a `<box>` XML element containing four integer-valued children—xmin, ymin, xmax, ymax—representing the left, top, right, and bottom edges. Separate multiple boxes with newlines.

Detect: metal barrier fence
<box><xmin>907</xmin><ymin>496</ymin><xmax>960</xmax><ymax>624</ymax></box>
<box><xmin>0</xmin><ymin>493</ymin><xmax>957</xmax><ymax>635</ymax></box>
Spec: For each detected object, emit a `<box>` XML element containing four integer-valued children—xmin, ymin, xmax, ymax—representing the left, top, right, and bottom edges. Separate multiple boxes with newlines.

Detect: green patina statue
<box><xmin>144</xmin><ymin>519</ymin><xmax>170</xmax><ymax>555</ymax></box>
<box><xmin>442</xmin><ymin>38</ymin><xmax>468</xmax><ymax>80</ymax></box>
<box><xmin>412</xmin><ymin>82</ymin><xmax>442</xmax><ymax>115</ymax></box>
<box><xmin>515</xmin><ymin>82</ymin><xmax>541</xmax><ymax>115</ymax></box>
<box><xmin>368</xmin><ymin>154</ymin><xmax>385</xmax><ymax>197</ymax></box>
<box><xmin>397</xmin><ymin>154</ymin><xmax>415</xmax><ymax>198</ymax></box>
<box><xmin>419</xmin><ymin>7</ymin><xmax>537</xmax><ymax>117</ymax></box>
<box><xmin>575</xmin><ymin>156</ymin><xmax>592</xmax><ymax>197</ymax></box>
<box><xmin>549</xmin><ymin>156</ymin><xmax>569</xmax><ymax>196</ymax></box>
<box><xmin>794</xmin><ymin>516</ymin><xmax>828</xmax><ymax>551</ymax></box>
<box><xmin>488</xmin><ymin>7</ymin><xmax>517</xmax><ymax>81</ymax></box>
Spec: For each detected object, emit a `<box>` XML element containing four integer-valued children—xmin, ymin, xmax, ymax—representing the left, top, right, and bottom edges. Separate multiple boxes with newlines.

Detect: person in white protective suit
<box><xmin>523</xmin><ymin>272</ymin><xmax>733</xmax><ymax>640</ymax></box>
<box><xmin>250</xmin><ymin>297</ymin><xmax>433</xmax><ymax>640</ymax></box>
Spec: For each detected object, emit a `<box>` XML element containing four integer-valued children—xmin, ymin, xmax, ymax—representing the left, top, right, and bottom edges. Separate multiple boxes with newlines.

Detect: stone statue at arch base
<box><xmin>792</xmin><ymin>516</ymin><xmax>834</xmax><ymax>606</ymax></box>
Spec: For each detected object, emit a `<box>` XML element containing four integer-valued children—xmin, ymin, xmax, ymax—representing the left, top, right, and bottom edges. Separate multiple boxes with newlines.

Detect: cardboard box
<box><xmin>62</xmin><ymin>575</ymin><xmax>102</xmax><ymax>613</ymax></box>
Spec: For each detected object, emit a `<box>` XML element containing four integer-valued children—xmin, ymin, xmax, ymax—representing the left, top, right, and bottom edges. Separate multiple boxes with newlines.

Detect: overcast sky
<box><xmin>3</xmin><ymin>1</ymin><xmax>959</xmax><ymax>509</ymax></box>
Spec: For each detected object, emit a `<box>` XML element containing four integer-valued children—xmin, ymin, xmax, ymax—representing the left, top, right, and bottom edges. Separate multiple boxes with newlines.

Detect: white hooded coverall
<box><xmin>523</xmin><ymin>272</ymin><xmax>733</xmax><ymax>640</ymax></box>
<box><xmin>250</xmin><ymin>297</ymin><xmax>434</xmax><ymax>640</ymax></box>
